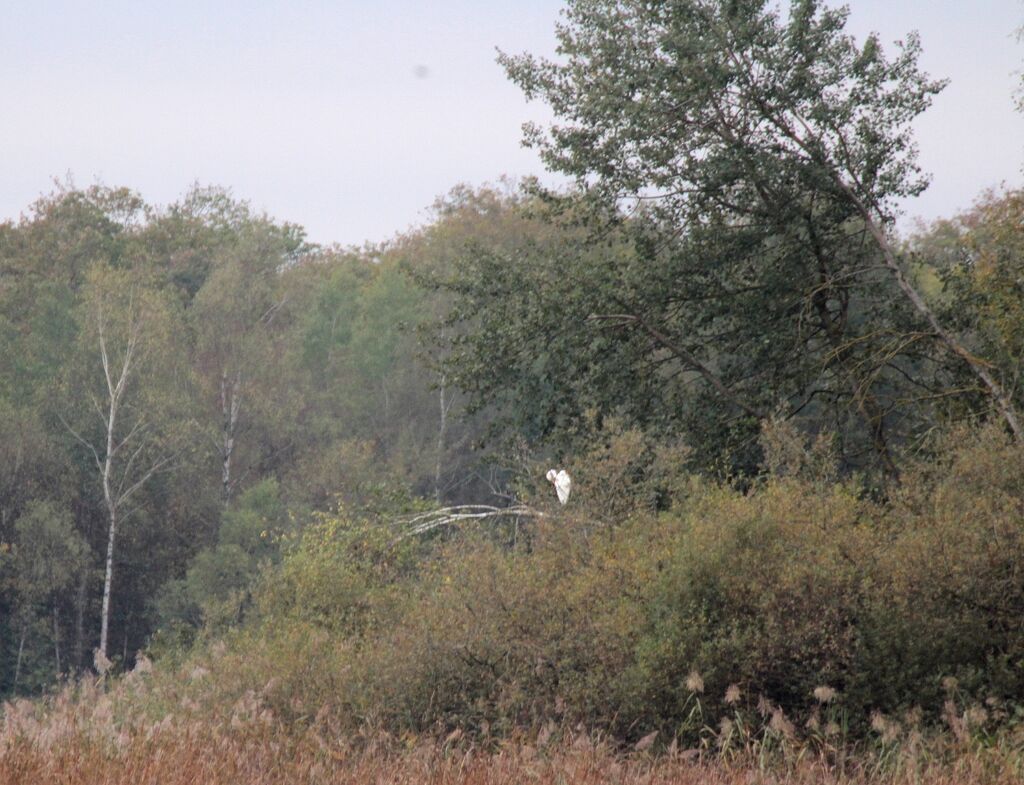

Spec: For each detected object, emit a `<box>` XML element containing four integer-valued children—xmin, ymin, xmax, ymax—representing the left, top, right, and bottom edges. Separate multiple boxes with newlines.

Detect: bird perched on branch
<box><xmin>546</xmin><ymin>469</ymin><xmax>572</xmax><ymax>505</ymax></box>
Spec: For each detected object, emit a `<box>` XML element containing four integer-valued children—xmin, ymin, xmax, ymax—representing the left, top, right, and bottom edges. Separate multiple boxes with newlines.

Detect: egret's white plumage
<box><xmin>546</xmin><ymin>468</ymin><xmax>571</xmax><ymax>505</ymax></box>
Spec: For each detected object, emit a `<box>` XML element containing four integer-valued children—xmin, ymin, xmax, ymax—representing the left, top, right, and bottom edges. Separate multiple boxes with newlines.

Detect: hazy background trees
<box><xmin>0</xmin><ymin>183</ymin><xmax>503</xmax><ymax>690</ymax></box>
<box><xmin>2</xmin><ymin>172</ymin><xmax>1023</xmax><ymax>694</ymax></box>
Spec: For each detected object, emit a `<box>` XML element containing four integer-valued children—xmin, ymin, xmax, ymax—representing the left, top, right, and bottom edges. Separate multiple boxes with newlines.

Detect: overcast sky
<box><xmin>2</xmin><ymin>1</ymin><xmax>1021</xmax><ymax>246</ymax></box>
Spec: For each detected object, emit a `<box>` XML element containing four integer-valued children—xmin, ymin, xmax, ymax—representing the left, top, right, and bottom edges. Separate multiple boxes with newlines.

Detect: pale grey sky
<box><xmin>2</xmin><ymin>1</ymin><xmax>1021</xmax><ymax>245</ymax></box>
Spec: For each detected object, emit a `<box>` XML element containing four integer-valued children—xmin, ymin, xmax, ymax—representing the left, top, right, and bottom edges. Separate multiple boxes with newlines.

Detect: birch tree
<box><xmin>63</xmin><ymin>264</ymin><xmax>187</xmax><ymax>660</ymax></box>
<box><xmin>188</xmin><ymin>200</ymin><xmax>305</xmax><ymax>507</ymax></box>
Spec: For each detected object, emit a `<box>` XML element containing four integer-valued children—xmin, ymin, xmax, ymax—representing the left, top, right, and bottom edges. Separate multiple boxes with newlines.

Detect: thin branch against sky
<box><xmin>0</xmin><ymin>0</ymin><xmax>1020</xmax><ymax>245</ymax></box>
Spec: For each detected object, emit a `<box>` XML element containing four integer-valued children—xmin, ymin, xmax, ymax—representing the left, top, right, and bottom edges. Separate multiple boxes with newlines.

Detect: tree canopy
<box><xmin>434</xmin><ymin>0</ymin><xmax>1021</xmax><ymax>477</ymax></box>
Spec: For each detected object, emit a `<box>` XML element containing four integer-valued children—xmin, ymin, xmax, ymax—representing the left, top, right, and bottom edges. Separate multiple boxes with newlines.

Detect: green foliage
<box><xmin>1</xmin><ymin>501</ymin><xmax>89</xmax><ymax>692</ymax></box>
<box><xmin>155</xmin><ymin>479</ymin><xmax>290</xmax><ymax>632</ymax></box>
<box><xmin>10</xmin><ymin>501</ymin><xmax>88</xmax><ymax>607</ymax></box>
<box><xmin>913</xmin><ymin>189</ymin><xmax>1024</xmax><ymax>419</ymax></box>
<box><xmin>257</xmin><ymin>490</ymin><xmax>429</xmax><ymax>637</ymax></box>
<box><xmin>219</xmin><ymin>479</ymin><xmax>290</xmax><ymax>561</ymax></box>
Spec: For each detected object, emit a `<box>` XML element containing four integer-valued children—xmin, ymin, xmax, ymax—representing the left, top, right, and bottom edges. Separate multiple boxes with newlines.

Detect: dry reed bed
<box><xmin>4</xmin><ymin>676</ymin><xmax>1024</xmax><ymax>785</ymax></box>
<box><xmin>4</xmin><ymin>735</ymin><xmax>1024</xmax><ymax>785</ymax></box>
<box><xmin>3</xmin><ymin>715</ymin><xmax>1024</xmax><ymax>785</ymax></box>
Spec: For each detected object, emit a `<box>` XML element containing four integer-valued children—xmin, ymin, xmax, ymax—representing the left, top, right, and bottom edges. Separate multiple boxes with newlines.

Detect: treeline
<box><xmin>0</xmin><ymin>182</ymin><xmax>535</xmax><ymax>693</ymax></box>
<box><xmin>3</xmin><ymin>176</ymin><xmax>1021</xmax><ymax>702</ymax></box>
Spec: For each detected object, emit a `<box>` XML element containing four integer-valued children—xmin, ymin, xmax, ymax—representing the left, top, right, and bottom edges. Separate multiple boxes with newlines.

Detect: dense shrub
<box><xmin>129</xmin><ymin>425</ymin><xmax>1024</xmax><ymax>746</ymax></box>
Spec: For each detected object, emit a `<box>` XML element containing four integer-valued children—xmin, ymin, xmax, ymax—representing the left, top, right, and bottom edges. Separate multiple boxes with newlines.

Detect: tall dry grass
<box><xmin>4</xmin><ymin>727</ymin><xmax>1024</xmax><ymax>785</ymax></box>
<box><xmin>3</xmin><ymin>676</ymin><xmax>1024</xmax><ymax>785</ymax></box>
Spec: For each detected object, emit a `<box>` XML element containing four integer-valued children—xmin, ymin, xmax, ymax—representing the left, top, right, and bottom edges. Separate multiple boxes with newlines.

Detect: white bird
<box><xmin>545</xmin><ymin>468</ymin><xmax>572</xmax><ymax>505</ymax></box>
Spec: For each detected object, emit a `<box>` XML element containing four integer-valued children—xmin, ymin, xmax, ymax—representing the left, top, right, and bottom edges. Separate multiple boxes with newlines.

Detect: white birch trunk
<box><xmin>434</xmin><ymin>373</ymin><xmax>448</xmax><ymax>502</ymax></box>
<box><xmin>97</xmin><ymin>309</ymin><xmax>125</xmax><ymax>660</ymax></box>
<box><xmin>220</xmin><ymin>370</ymin><xmax>242</xmax><ymax>505</ymax></box>
<box><xmin>62</xmin><ymin>289</ymin><xmax>173</xmax><ymax>662</ymax></box>
<box><xmin>98</xmin><ymin>505</ymin><xmax>117</xmax><ymax>659</ymax></box>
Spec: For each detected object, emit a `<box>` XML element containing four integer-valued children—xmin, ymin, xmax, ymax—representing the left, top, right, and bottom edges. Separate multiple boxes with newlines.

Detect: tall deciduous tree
<box><xmin>63</xmin><ymin>264</ymin><xmax>189</xmax><ymax>659</ymax></box>
<box><xmin>497</xmin><ymin>0</ymin><xmax>1021</xmax><ymax>442</ymax></box>
<box><xmin>187</xmin><ymin>194</ymin><xmax>306</xmax><ymax>506</ymax></box>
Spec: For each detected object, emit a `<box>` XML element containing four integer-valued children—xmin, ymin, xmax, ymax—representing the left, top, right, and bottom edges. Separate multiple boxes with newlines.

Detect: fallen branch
<box><xmin>395</xmin><ymin>504</ymin><xmax>544</xmax><ymax>540</ymax></box>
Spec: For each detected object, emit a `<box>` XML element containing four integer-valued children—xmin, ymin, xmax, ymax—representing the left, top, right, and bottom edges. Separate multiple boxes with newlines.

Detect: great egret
<box><xmin>545</xmin><ymin>468</ymin><xmax>572</xmax><ymax>505</ymax></box>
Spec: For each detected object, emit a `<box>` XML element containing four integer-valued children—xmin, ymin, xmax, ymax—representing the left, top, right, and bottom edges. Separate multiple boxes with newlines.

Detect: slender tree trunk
<box><xmin>98</xmin><ymin>321</ymin><xmax>122</xmax><ymax>662</ymax></box>
<box><xmin>64</xmin><ymin>290</ymin><xmax>168</xmax><ymax>664</ymax></box>
<box><xmin>122</xmin><ymin>613</ymin><xmax>130</xmax><ymax>664</ymax></box>
<box><xmin>98</xmin><ymin>376</ymin><xmax>118</xmax><ymax>660</ymax></box>
<box><xmin>805</xmin><ymin>245</ymin><xmax>899</xmax><ymax>478</ymax></box>
<box><xmin>220</xmin><ymin>371</ymin><xmax>241</xmax><ymax>506</ymax></box>
<box><xmin>853</xmin><ymin>388</ymin><xmax>898</xmax><ymax>478</ymax></box>
<box><xmin>434</xmin><ymin>373</ymin><xmax>448</xmax><ymax>502</ymax></box>
<box><xmin>99</xmin><ymin>506</ymin><xmax>116</xmax><ymax>659</ymax></box>
<box><xmin>74</xmin><ymin>569</ymin><xmax>86</xmax><ymax>672</ymax></box>
<box><xmin>53</xmin><ymin>604</ymin><xmax>61</xmax><ymax>675</ymax></box>
<box><xmin>222</xmin><ymin>436</ymin><xmax>234</xmax><ymax>505</ymax></box>
<box><xmin>14</xmin><ymin>626</ymin><xmax>25</xmax><ymax>690</ymax></box>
